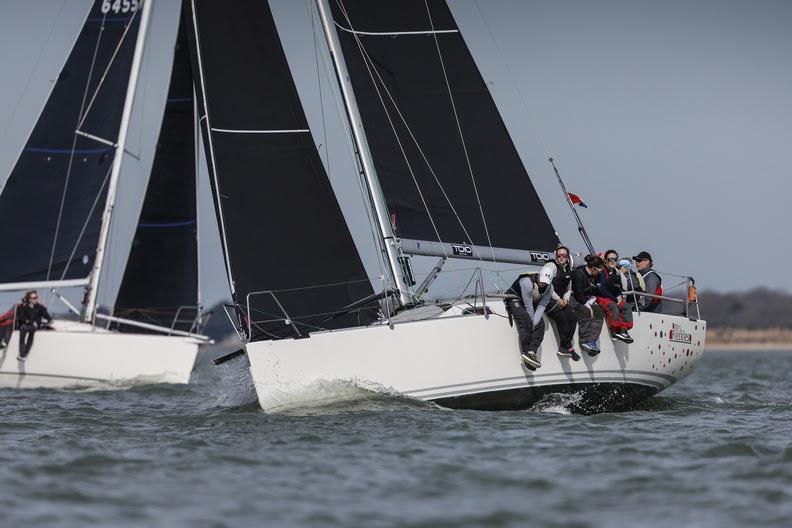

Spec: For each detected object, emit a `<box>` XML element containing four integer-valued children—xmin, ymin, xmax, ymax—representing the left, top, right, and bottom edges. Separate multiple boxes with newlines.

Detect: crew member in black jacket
<box><xmin>15</xmin><ymin>290</ymin><xmax>53</xmax><ymax>361</ymax></box>
<box><xmin>570</xmin><ymin>255</ymin><xmax>606</xmax><ymax>356</ymax></box>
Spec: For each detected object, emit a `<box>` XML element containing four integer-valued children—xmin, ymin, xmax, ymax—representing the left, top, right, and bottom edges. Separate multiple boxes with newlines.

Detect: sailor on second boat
<box><xmin>1</xmin><ymin>290</ymin><xmax>53</xmax><ymax>362</ymax></box>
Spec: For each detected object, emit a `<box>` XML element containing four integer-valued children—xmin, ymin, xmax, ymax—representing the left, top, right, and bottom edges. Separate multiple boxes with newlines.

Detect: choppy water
<box><xmin>1</xmin><ymin>350</ymin><xmax>791</xmax><ymax>527</ymax></box>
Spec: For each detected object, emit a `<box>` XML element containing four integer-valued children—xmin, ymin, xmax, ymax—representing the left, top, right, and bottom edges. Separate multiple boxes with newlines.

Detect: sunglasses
<box><xmin>556</xmin><ymin>254</ymin><xmax>569</xmax><ymax>259</ymax></box>
<box><xmin>606</xmin><ymin>257</ymin><xmax>618</xmax><ymax>262</ymax></box>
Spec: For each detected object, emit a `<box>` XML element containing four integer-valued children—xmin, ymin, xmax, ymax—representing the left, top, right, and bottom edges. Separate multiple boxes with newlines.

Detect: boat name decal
<box><xmin>669</xmin><ymin>323</ymin><xmax>693</xmax><ymax>344</ymax></box>
<box><xmin>530</xmin><ymin>251</ymin><xmax>552</xmax><ymax>263</ymax></box>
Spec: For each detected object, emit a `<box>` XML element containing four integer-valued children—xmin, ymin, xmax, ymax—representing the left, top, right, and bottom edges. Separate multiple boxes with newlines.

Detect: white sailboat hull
<box><xmin>247</xmin><ymin>302</ymin><xmax>706</xmax><ymax>413</ymax></box>
<box><xmin>0</xmin><ymin>320</ymin><xmax>200</xmax><ymax>389</ymax></box>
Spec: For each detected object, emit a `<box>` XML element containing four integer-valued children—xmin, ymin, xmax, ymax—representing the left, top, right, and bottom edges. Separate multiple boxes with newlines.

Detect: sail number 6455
<box><xmin>101</xmin><ymin>0</ymin><xmax>139</xmax><ymax>14</ymax></box>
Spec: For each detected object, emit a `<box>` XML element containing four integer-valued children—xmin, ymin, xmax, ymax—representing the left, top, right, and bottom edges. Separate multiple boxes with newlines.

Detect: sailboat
<box><xmin>0</xmin><ymin>0</ymin><xmax>208</xmax><ymax>389</ymax></box>
<box><xmin>190</xmin><ymin>0</ymin><xmax>705</xmax><ymax>413</ymax></box>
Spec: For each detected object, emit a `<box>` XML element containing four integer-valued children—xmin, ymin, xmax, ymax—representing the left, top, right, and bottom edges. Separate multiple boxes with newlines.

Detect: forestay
<box><xmin>114</xmin><ymin>18</ymin><xmax>200</xmax><ymax>333</ymax></box>
<box><xmin>186</xmin><ymin>0</ymin><xmax>377</xmax><ymax>340</ymax></box>
<box><xmin>0</xmin><ymin>0</ymin><xmax>143</xmax><ymax>286</ymax></box>
<box><xmin>328</xmin><ymin>0</ymin><xmax>559</xmax><ymax>263</ymax></box>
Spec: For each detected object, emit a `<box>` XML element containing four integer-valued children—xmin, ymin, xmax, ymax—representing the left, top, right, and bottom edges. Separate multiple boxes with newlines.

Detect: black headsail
<box><xmin>0</xmin><ymin>0</ymin><xmax>143</xmax><ymax>287</ymax></box>
<box><xmin>328</xmin><ymin>0</ymin><xmax>559</xmax><ymax>263</ymax></box>
<box><xmin>114</xmin><ymin>19</ymin><xmax>200</xmax><ymax>333</ymax></box>
<box><xmin>185</xmin><ymin>0</ymin><xmax>376</xmax><ymax>340</ymax></box>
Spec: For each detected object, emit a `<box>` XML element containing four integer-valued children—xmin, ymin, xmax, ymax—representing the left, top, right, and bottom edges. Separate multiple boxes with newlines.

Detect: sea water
<box><xmin>1</xmin><ymin>351</ymin><xmax>791</xmax><ymax>527</ymax></box>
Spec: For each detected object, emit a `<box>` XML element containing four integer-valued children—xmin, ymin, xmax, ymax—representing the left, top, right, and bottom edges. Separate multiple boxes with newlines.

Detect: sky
<box><xmin>0</xmin><ymin>0</ymin><xmax>790</xmax><ymax>313</ymax></box>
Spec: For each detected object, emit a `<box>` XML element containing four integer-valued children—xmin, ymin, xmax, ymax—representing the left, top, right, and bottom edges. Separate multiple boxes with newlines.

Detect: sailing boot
<box><xmin>557</xmin><ymin>346</ymin><xmax>581</xmax><ymax>362</ymax></box>
<box><xmin>580</xmin><ymin>341</ymin><xmax>601</xmax><ymax>356</ymax></box>
<box><xmin>613</xmin><ymin>331</ymin><xmax>634</xmax><ymax>344</ymax></box>
<box><xmin>521</xmin><ymin>352</ymin><xmax>541</xmax><ymax>370</ymax></box>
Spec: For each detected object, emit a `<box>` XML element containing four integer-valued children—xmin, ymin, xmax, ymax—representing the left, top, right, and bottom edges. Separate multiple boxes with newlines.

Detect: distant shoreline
<box><xmin>705</xmin><ymin>343</ymin><xmax>792</xmax><ymax>351</ymax></box>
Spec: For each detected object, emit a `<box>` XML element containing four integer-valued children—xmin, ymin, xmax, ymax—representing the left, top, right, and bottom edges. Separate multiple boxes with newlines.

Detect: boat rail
<box><xmin>245</xmin><ymin>290</ymin><xmax>302</xmax><ymax>339</ymax></box>
<box><xmin>223</xmin><ymin>266</ymin><xmax>701</xmax><ymax>342</ymax></box>
<box><xmin>47</xmin><ymin>290</ymin><xmax>211</xmax><ymax>340</ymax></box>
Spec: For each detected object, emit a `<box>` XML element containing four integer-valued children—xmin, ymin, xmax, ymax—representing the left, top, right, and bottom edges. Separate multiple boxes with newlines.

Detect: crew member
<box><xmin>507</xmin><ymin>271</ymin><xmax>550</xmax><ymax>370</ymax></box>
<box><xmin>633</xmin><ymin>251</ymin><xmax>663</xmax><ymax>313</ymax></box>
<box><xmin>570</xmin><ymin>255</ymin><xmax>606</xmax><ymax>355</ymax></box>
<box><xmin>15</xmin><ymin>290</ymin><xmax>53</xmax><ymax>361</ymax></box>
<box><xmin>538</xmin><ymin>246</ymin><xmax>580</xmax><ymax>361</ymax></box>
<box><xmin>597</xmin><ymin>250</ymin><xmax>634</xmax><ymax>343</ymax></box>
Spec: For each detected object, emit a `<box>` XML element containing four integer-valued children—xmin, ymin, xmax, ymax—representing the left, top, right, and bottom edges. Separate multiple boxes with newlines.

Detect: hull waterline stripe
<box><xmin>401</xmin><ymin>369</ymin><xmax>677</xmax><ymax>395</ymax></box>
<box><xmin>415</xmin><ymin>376</ymin><xmax>668</xmax><ymax>401</ymax></box>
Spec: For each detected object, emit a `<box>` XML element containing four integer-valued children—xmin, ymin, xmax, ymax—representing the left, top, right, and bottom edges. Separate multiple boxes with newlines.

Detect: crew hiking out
<box><xmin>507</xmin><ymin>270</ymin><xmax>552</xmax><ymax>370</ymax></box>
<box><xmin>537</xmin><ymin>246</ymin><xmax>580</xmax><ymax>361</ymax></box>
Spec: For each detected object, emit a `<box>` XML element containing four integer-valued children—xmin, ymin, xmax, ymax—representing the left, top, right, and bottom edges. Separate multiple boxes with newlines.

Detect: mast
<box><xmin>193</xmin><ymin>84</ymin><xmax>203</xmax><ymax>330</ymax></box>
<box><xmin>83</xmin><ymin>0</ymin><xmax>154</xmax><ymax>323</ymax></box>
<box><xmin>314</xmin><ymin>0</ymin><xmax>413</xmax><ymax>305</ymax></box>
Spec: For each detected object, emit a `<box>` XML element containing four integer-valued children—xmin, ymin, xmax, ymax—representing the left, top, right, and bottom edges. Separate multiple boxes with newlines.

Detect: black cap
<box><xmin>632</xmin><ymin>251</ymin><xmax>653</xmax><ymax>262</ymax></box>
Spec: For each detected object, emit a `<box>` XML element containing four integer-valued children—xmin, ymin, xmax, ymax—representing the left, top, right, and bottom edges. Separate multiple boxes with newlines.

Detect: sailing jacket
<box><xmin>539</xmin><ymin>260</ymin><xmax>573</xmax><ymax>301</ymax></box>
<box><xmin>15</xmin><ymin>303</ymin><xmax>52</xmax><ymax>328</ymax></box>
<box><xmin>509</xmin><ymin>273</ymin><xmax>539</xmax><ymax>308</ymax></box>
<box><xmin>598</xmin><ymin>268</ymin><xmax>622</xmax><ymax>301</ymax></box>
<box><xmin>572</xmin><ymin>265</ymin><xmax>600</xmax><ymax>305</ymax></box>
<box><xmin>639</xmin><ymin>268</ymin><xmax>663</xmax><ymax>312</ymax></box>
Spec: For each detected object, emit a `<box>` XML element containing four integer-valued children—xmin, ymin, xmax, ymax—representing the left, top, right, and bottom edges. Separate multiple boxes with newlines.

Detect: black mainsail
<box><xmin>186</xmin><ymin>0</ymin><xmax>376</xmax><ymax>340</ymax></box>
<box><xmin>328</xmin><ymin>0</ymin><xmax>559</xmax><ymax>262</ymax></box>
<box><xmin>0</xmin><ymin>0</ymin><xmax>143</xmax><ymax>288</ymax></box>
<box><xmin>114</xmin><ymin>20</ymin><xmax>200</xmax><ymax>333</ymax></box>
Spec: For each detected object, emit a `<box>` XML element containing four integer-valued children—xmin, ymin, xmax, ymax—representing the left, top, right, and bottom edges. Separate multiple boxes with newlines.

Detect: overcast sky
<box><xmin>0</xmin><ymin>0</ymin><xmax>790</xmax><ymax>313</ymax></box>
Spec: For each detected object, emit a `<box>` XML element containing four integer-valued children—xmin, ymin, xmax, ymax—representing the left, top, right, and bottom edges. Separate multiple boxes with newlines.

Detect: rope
<box><xmin>336</xmin><ymin>0</ymin><xmax>496</xmax><ymax>268</ymax></box>
<box><xmin>336</xmin><ymin>0</ymin><xmax>447</xmax><ymax>256</ymax></box>
<box><xmin>424</xmin><ymin>0</ymin><xmax>496</xmax><ymax>262</ymax></box>
<box><xmin>55</xmin><ymin>164</ymin><xmax>113</xmax><ymax>283</ymax></box>
<box><xmin>77</xmin><ymin>6</ymin><xmax>144</xmax><ymax>130</ymax></box>
<box><xmin>46</xmin><ymin>8</ymin><xmax>110</xmax><ymax>281</ymax></box>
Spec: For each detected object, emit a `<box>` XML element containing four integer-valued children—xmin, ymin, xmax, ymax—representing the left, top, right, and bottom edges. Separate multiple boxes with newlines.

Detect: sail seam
<box><xmin>334</xmin><ymin>22</ymin><xmax>459</xmax><ymax>37</ymax></box>
<box><xmin>210</xmin><ymin>127</ymin><xmax>310</xmax><ymax>134</ymax></box>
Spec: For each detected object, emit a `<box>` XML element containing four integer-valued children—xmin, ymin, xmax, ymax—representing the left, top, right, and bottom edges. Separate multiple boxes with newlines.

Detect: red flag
<box><xmin>568</xmin><ymin>192</ymin><xmax>588</xmax><ymax>208</ymax></box>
